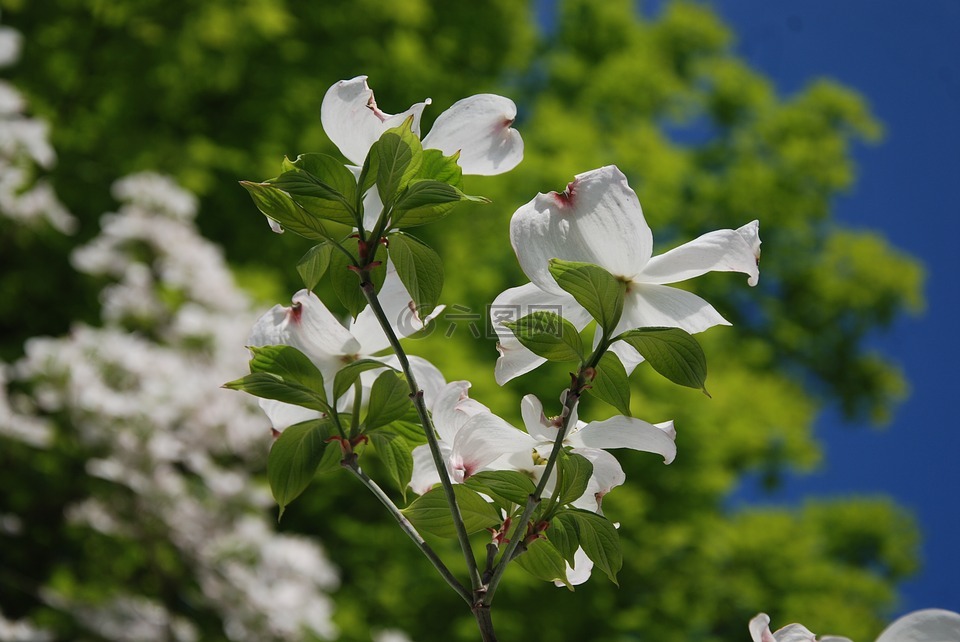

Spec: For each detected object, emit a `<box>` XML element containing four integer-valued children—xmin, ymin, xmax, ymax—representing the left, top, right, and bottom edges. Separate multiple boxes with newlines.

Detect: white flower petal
<box><xmin>408</xmin><ymin>355</ymin><xmax>446</xmax><ymax>411</ymax></box>
<box><xmin>430</xmin><ymin>381</ymin><xmax>488</xmax><ymax>444</ymax></box>
<box><xmin>495</xmin><ymin>335</ymin><xmax>546</xmax><ymax>386</ymax></box>
<box><xmin>875</xmin><ymin>609</ymin><xmax>960</xmax><ymax>642</ymax></box>
<box><xmin>520</xmin><ymin>394</ymin><xmax>554</xmax><ymax>442</ymax></box>
<box><xmin>321</xmin><ymin>76</ymin><xmax>430</xmax><ymax>166</ymax></box>
<box><xmin>409</xmin><ymin>443</ymin><xmax>444</xmax><ymax>495</ymax></box>
<box><xmin>749</xmin><ymin>614</ymin><xmax>777</xmax><ymax>642</ymax></box>
<box><xmin>771</xmin><ymin>624</ymin><xmax>822</xmax><ymax>642</ymax></box>
<box><xmin>491</xmin><ymin>283</ymin><xmax>592</xmax><ymax>385</ymax></box>
<box><xmin>617</xmin><ymin>283</ymin><xmax>730</xmax><ymax>336</ymax></box>
<box><xmin>570</xmin><ymin>447</ymin><xmax>625</xmax><ymax>513</ymax></box>
<box><xmin>451</xmin><ymin>413</ymin><xmax>535</xmax><ymax>480</ymax></box>
<box><xmin>569</xmin><ymin>415</ymin><xmax>677</xmax><ymax>464</ymax></box>
<box><xmin>554</xmin><ymin>547</ymin><xmax>594</xmax><ymax>588</ymax></box>
<box><xmin>638</xmin><ymin>220</ymin><xmax>761</xmax><ymax>287</ymax></box>
<box><xmin>608</xmin><ymin>341</ymin><xmax>645</xmax><ymax>375</ymax></box>
<box><xmin>249</xmin><ymin>290</ymin><xmax>361</xmax><ymax>362</ymax></box>
<box><xmin>421</xmin><ymin>94</ymin><xmax>523</xmax><ymax>176</ymax></box>
<box><xmin>258</xmin><ymin>399</ymin><xmax>322</xmax><ymax>432</ymax></box>
<box><xmin>509</xmin><ymin>166</ymin><xmax>652</xmax><ymax>295</ymax></box>
<box><xmin>374</xmin><ymin>354</ymin><xmax>446</xmax><ymax>413</ymax></box>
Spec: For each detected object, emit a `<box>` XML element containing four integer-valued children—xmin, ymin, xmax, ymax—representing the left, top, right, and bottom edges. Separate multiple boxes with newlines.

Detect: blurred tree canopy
<box><xmin>0</xmin><ymin>0</ymin><xmax>925</xmax><ymax>641</ymax></box>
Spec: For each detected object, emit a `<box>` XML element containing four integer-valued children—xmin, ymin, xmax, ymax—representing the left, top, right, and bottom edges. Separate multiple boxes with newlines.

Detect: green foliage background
<box><xmin>0</xmin><ymin>0</ymin><xmax>925</xmax><ymax>640</ymax></box>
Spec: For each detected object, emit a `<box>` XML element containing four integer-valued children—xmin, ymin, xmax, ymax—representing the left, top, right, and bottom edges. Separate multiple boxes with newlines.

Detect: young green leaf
<box><xmin>418</xmin><ymin>148</ymin><xmax>464</xmax><ymax>188</ymax></box>
<box><xmin>268</xmin><ymin>167</ymin><xmax>356</xmax><ymax>227</ymax></box>
<box><xmin>549</xmin><ymin>513</ymin><xmax>580</xmax><ymax>566</ymax></box>
<box><xmin>615</xmin><ymin>327</ymin><xmax>708</xmax><ymax>394</ymax></box>
<box><xmin>567</xmin><ymin>510</ymin><xmax>622</xmax><ymax>585</ymax></box>
<box><xmin>555</xmin><ymin>451</ymin><xmax>594</xmax><ymax>506</ymax></box>
<box><xmin>376</xmin><ymin>120</ymin><xmax>423</xmax><ymax>208</ymax></box>
<box><xmin>268</xmin><ymin>419</ymin><xmax>335</xmax><ymax>518</ymax></box>
<box><xmin>464</xmin><ymin>470</ymin><xmax>537</xmax><ymax>507</ymax></box>
<box><xmin>223</xmin><ymin>372</ymin><xmax>329</xmax><ymax>413</ymax></box>
<box><xmin>240</xmin><ymin>181</ymin><xmax>329</xmax><ymax>241</ymax></box>
<box><xmin>402</xmin><ymin>485</ymin><xmax>501</xmax><ymax>538</ymax></box>
<box><xmin>387</xmin><ymin>232</ymin><xmax>444</xmax><ymax>317</ymax></box>
<box><xmin>328</xmin><ymin>235</ymin><xmax>387</xmax><ymax>318</ymax></box>
<box><xmin>504</xmin><ymin>311</ymin><xmax>583</xmax><ymax>362</ymax></box>
<box><xmin>364</xmin><ymin>370</ymin><xmax>412</xmax><ymax>431</ymax></box>
<box><xmin>332</xmin><ymin>359</ymin><xmax>393</xmax><ymax>400</ymax></box>
<box><xmin>379</xmin><ymin>419</ymin><xmax>428</xmax><ymax>447</ymax></box>
<box><xmin>248</xmin><ymin>345</ymin><xmax>327</xmax><ymax>404</ymax></box>
<box><xmin>357</xmin><ymin>141</ymin><xmax>381</xmax><ymax>201</ymax></box>
<box><xmin>297</xmin><ymin>243</ymin><xmax>333</xmax><ymax>291</ymax></box>
<box><xmin>548</xmin><ymin>259</ymin><xmax>626</xmax><ymax>335</ymax></box>
<box><xmin>369</xmin><ymin>431</ymin><xmax>414</xmax><ymax>496</ymax></box>
<box><xmin>587</xmin><ymin>352</ymin><xmax>631</xmax><ymax>416</ymax></box>
<box><xmin>286</xmin><ymin>153</ymin><xmax>358</xmax><ymax>203</ymax></box>
<box><xmin>514</xmin><ymin>539</ymin><xmax>571</xmax><ymax>589</ymax></box>
<box><xmin>391</xmin><ymin>180</ymin><xmax>489</xmax><ymax>228</ymax></box>
<box><xmin>314</xmin><ymin>442</ymin><xmax>344</xmax><ymax>477</ymax></box>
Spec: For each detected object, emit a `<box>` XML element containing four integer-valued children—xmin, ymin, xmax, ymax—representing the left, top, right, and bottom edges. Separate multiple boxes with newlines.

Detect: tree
<box><xmin>0</xmin><ymin>1</ymin><xmax>924</xmax><ymax>640</ymax></box>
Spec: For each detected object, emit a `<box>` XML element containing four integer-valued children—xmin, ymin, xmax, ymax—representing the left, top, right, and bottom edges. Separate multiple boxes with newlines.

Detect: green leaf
<box><xmin>369</xmin><ymin>431</ymin><xmax>414</xmax><ymax>496</ymax></box>
<box><xmin>268</xmin><ymin>419</ymin><xmax>335</xmax><ymax>518</ymax></box>
<box><xmin>376</xmin><ymin>120</ymin><xmax>423</xmax><ymax>208</ymax></box>
<box><xmin>418</xmin><ymin>148</ymin><xmax>464</xmax><ymax>188</ymax></box>
<box><xmin>286</xmin><ymin>153</ymin><xmax>358</xmax><ymax>203</ymax></box>
<box><xmin>365</xmin><ymin>370</ymin><xmax>412</xmax><ymax>430</ymax></box>
<box><xmin>268</xmin><ymin>163</ymin><xmax>357</xmax><ymax>227</ymax></box>
<box><xmin>394</xmin><ymin>180</ymin><xmax>465</xmax><ymax>211</ymax></box>
<box><xmin>567</xmin><ymin>510</ymin><xmax>622</xmax><ymax>585</ymax></box>
<box><xmin>403</xmin><ymin>485</ymin><xmax>501</xmax><ymax>538</ymax></box>
<box><xmin>223</xmin><ymin>372</ymin><xmax>329</xmax><ymax>413</ymax></box>
<box><xmin>464</xmin><ymin>470</ymin><xmax>536</xmax><ymax>507</ymax></box>
<box><xmin>379</xmin><ymin>419</ymin><xmax>427</xmax><ymax>447</ymax></box>
<box><xmin>504</xmin><ymin>311</ymin><xmax>583</xmax><ymax>362</ymax></box>
<box><xmin>314</xmin><ymin>442</ymin><xmax>344</xmax><ymax>476</ymax></box>
<box><xmin>240</xmin><ymin>181</ymin><xmax>329</xmax><ymax>241</ymax></box>
<box><xmin>391</xmin><ymin>180</ymin><xmax>488</xmax><ymax>228</ymax></box>
<box><xmin>248</xmin><ymin>345</ymin><xmax>327</xmax><ymax>404</ymax></box>
<box><xmin>555</xmin><ymin>451</ymin><xmax>593</xmax><ymax>506</ymax></box>
<box><xmin>549</xmin><ymin>513</ymin><xmax>580</xmax><ymax>566</ymax></box>
<box><xmin>387</xmin><ymin>232</ymin><xmax>444</xmax><ymax>317</ymax></box>
<box><xmin>514</xmin><ymin>539</ymin><xmax>571</xmax><ymax>589</ymax></box>
<box><xmin>357</xmin><ymin>142</ymin><xmax>380</xmax><ymax>201</ymax></box>
<box><xmin>328</xmin><ymin>236</ymin><xmax>387</xmax><ymax>318</ymax></box>
<box><xmin>587</xmin><ymin>352</ymin><xmax>631</xmax><ymax>416</ymax></box>
<box><xmin>297</xmin><ymin>243</ymin><xmax>333</xmax><ymax>291</ymax></box>
<box><xmin>616</xmin><ymin>327</ymin><xmax>709</xmax><ymax>394</ymax></box>
<box><xmin>548</xmin><ymin>259</ymin><xmax>626</xmax><ymax>334</ymax></box>
<box><xmin>333</xmin><ymin>359</ymin><xmax>393</xmax><ymax>400</ymax></box>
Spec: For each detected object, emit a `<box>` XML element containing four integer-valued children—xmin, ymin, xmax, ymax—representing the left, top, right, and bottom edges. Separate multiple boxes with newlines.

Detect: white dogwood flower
<box><xmin>493</xmin><ymin>164</ymin><xmax>760</xmax><ymax>383</ymax></box>
<box><xmin>248</xmin><ymin>267</ymin><xmax>444</xmax><ymax>430</ymax></box>
<box><xmin>321</xmin><ymin>75</ymin><xmax>523</xmax><ymax>176</ymax></box>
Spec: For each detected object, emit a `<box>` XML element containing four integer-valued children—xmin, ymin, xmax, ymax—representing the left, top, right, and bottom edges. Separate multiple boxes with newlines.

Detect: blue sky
<box><xmin>706</xmin><ymin>0</ymin><xmax>960</xmax><ymax>617</ymax></box>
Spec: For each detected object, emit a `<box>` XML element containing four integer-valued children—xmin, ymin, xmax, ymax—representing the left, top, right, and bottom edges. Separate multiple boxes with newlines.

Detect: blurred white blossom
<box><xmin>0</xmin><ymin>608</ymin><xmax>52</xmax><ymax>642</ymax></box>
<box><xmin>0</xmin><ymin>18</ymin><xmax>73</xmax><ymax>234</ymax></box>
<box><xmin>1</xmin><ymin>171</ymin><xmax>340</xmax><ymax>640</ymax></box>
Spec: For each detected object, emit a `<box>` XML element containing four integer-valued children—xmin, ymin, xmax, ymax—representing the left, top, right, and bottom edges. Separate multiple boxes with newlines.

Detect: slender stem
<box><xmin>345</xmin><ymin>460</ymin><xmax>472</xmax><ymax>605</ymax></box>
<box><xmin>473</xmin><ymin>604</ymin><xmax>498</xmax><ymax>642</ymax></box>
<box><xmin>358</xmin><ymin>272</ymin><xmax>484</xmax><ymax>592</ymax></box>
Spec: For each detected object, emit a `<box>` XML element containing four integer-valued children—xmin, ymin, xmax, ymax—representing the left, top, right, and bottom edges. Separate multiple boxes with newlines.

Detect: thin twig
<box><xmin>358</xmin><ymin>271</ymin><xmax>484</xmax><ymax>592</ymax></box>
<box><xmin>344</xmin><ymin>461</ymin><xmax>472</xmax><ymax>605</ymax></box>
